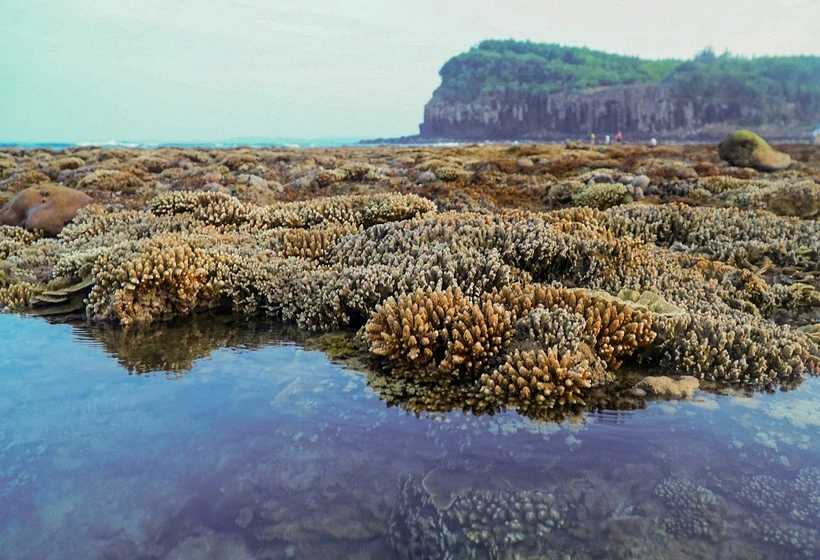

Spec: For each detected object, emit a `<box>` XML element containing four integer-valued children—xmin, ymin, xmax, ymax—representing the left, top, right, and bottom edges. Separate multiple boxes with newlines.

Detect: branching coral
<box><xmin>738</xmin><ymin>469</ymin><xmax>820</xmax><ymax>558</ymax></box>
<box><xmin>603</xmin><ymin>203</ymin><xmax>820</xmax><ymax>272</ymax></box>
<box><xmin>0</xmin><ymin>169</ymin><xmax>50</xmax><ymax>192</ymax></box>
<box><xmin>366</xmin><ymin>287</ymin><xmax>514</xmax><ymax>379</ymax></box>
<box><xmin>0</xmin><ymin>281</ymin><xmax>45</xmax><ymax>311</ymax></box>
<box><xmin>490</xmin><ymin>283</ymin><xmax>656</xmax><ymax>369</ymax></box>
<box><xmin>0</xmin><ymin>225</ymin><xmax>41</xmax><ymax>259</ymax></box>
<box><xmin>572</xmin><ymin>182</ymin><xmax>627</xmax><ymax>209</ymax></box>
<box><xmin>82</xmin><ymin>233</ymin><xmax>239</xmax><ymax>323</ymax></box>
<box><xmin>478</xmin><ymin>347</ymin><xmax>596</xmax><ymax>408</ymax></box>
<box><xmin>315</xmin><ymin>161</ymin><xmax>378</xmax><ymax>186</ymax></box>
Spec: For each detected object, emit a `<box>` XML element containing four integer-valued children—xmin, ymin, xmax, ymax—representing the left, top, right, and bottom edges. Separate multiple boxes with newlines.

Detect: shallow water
<box><xmin>0</xmin><ymin>314</ymin><xmax>818</xmax><ymax>560</ymax></box>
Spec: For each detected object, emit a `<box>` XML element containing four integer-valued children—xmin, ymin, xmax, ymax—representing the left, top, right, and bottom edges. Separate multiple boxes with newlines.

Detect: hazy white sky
<box><xmin>0</xmin><ymin>0</ymin><xmax>816</xmax><ymax>142</ymax></box>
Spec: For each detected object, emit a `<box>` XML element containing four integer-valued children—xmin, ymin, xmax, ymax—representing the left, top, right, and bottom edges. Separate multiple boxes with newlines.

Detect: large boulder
<box><xmin>1</xmin><ymin>184</ymin><xmax>92</xmax><ymax>236</ymax></box>
<box><xmin>718</xmin><ymin>130</ymin><xmax>791</xmax><ymax>172</ymax></box>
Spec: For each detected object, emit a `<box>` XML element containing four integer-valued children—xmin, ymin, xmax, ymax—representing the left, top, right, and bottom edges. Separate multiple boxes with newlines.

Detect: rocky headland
<box><xmin>415</xmin><ymin>40</ymin><xmax>820</xmax><ymax>142</ymax></box>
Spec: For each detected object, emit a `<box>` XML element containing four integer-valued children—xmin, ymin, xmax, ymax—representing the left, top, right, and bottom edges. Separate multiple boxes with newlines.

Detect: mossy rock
<box><xmin>718</xmin><ymin>130</ymin><xmax>791</xmax><ymax>172</ymax></box>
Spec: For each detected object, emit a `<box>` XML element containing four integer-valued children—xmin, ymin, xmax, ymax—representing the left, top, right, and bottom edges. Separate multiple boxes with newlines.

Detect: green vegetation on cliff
<box><xmin>664</xmin><ymin>49</ymin><xmax>820</xmax><ymax>123</ymax></box>
<box><xmin>436</xmin><ymin>40</ymin><xmax>679</xmax><ymax>99</ymax></box>
<box><xmin>435</xmin><ymin>40</ymin><xmax>820</xmax><ymax>123</ymax></box>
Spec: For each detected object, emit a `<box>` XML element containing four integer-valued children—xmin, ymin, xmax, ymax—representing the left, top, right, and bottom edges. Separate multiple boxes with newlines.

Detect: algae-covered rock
<box><xmin>718</xmin><ymin>130</ymin><xmax>791</xmax><ymax>172</ymax></box>
<box><xmin>1</xmin><ymin>184</ymin><xmax>92</xmax><ymax>236</ymax></box>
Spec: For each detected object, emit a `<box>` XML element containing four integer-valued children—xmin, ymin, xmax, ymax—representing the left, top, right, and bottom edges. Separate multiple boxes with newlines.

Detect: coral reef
<box><xmin>0</xmin><ymin>142</ymin><xmax>818</xmax><ymax>412</ymax></box>
<box><xmin>366</xmin><ymin>287</ymin><xmax>514</xmax><ymax>379</ymax></box>
<box><xmin>653</xmin><ymin>478</ymin><xmax>724</xmax><ymax>541</ymax></box>
<box><xmin>76</xmin><ymin>169</ymin><xmax>144</xmax><ymax>193</ymax></box>
<box><xmin>572</xmin><ymin>182</ymin><xmax>627</xmax><ymax>209</ymax></box>
<box><xmin>389</xmin><ymin>476</ymin><xmax>571</xmax><ymax>559</ymax></box>
<box><xmin>738</xmin><ymin>468</ymin><xmax>820</xmax><ymax>558</ymax></box>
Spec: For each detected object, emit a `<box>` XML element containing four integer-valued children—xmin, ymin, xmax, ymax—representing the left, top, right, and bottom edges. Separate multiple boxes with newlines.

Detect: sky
<box><xmin>0</xmin><ymin>0</ymin><xmax>817</xmax><ymax>143</ymax></box>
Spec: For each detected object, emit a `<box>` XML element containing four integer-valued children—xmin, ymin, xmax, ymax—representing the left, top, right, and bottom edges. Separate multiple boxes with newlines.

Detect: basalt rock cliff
<box><xmin>420</xmin><ymin>84</ymin><xmax>770</xmax><ymax>141</ymax></box>
<box><xmin>418</xmin><ymin>40</ymin><xmax>820</xmax><ymax>141</ymax></box>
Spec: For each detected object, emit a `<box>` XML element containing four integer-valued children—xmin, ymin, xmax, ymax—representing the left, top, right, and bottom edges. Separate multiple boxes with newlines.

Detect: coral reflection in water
<box><xmin>0</xmin><ymin>314</ymin><xmax>818</xmax><ymax>559</ymax></box>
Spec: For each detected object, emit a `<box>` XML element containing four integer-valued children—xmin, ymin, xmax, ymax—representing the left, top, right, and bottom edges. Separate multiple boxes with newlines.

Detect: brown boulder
<box><xmin>1</xmin><ymin>184</ymin><xmax>92</xmax><ymax>236</ymax></box>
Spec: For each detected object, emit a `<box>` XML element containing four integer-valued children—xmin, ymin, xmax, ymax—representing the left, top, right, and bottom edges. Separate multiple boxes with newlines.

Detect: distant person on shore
<box><xmin>604</xmin><ymin>134</ymin><xmax>611</xmax><ymax>145</ymax></box>
<box><xmin>813</xmin><ymin>126</ymin><xmax>820</xmax><ymax>144</ymax></box>
<box><xmin>590</xmin><ymin>133</ymin><xmax>596</xmax><ymax>145</ymax></box>
<box><xmin>616</xmin><ymin>131</ymin><xmax>623</xmax><ymax>144</ymax></box>
<box><xmin>649</xmin><ymin>137</ymin><xmax>658</xmax><ymax>148</ymax></box>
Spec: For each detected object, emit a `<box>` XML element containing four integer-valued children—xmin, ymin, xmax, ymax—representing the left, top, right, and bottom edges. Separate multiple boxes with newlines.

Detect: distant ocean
<box><xmin>0</xmin><ymin>137</ymin><xmax>488</xmax><ymax>150</ymax></box>
<box><xmin>0</xmin><ymin>137</ymin><xmax>369</xmax><ymax>150</ymax></box>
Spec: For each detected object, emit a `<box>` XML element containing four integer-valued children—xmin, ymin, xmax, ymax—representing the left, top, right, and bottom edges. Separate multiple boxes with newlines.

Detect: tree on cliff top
<box><xmin>434</xmin><ymin>40</ymin><xmax>679</xmax><ymax>100</ymax></box>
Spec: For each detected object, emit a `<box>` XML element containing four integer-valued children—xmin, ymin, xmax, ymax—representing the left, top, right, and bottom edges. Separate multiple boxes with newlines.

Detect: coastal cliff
<box><xmin>418</xmin><ymin>40</ymin><xmax>820</xmax><ymax>141</ymax></box>
<box><xmin>421</xmin><ymin>84</ymin><xmax>765</xmax><ymax>140</ymax></box>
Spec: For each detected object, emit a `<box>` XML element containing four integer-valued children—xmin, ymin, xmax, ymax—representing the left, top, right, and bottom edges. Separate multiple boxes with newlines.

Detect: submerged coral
<box><xmin>389</xmin><ymin>476</ymin><xmax>571</xmax><ymax>560</ymax></box>
<box><xmin>653</xmin><ymin>478</ymin><xmax>724</xmax><ymax>541</ymax></box>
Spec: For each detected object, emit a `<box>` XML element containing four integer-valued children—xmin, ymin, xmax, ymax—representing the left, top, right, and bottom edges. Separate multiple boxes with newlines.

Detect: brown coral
<box><xmin>366</xmin><ymin>287</ymin><xmax>514</xmax><ymax>379</ymax></box>
<box><xmin>479</xmin><ymin>347</ymin><xmax>596</xmax><ymax>408</ymax></box>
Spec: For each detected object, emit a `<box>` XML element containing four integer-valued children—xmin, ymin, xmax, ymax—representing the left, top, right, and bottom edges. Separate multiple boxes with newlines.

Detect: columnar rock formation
<box><xmin>420</xmin><ymin>85</ymin><xmax>769</xmax><ymax>141</ymax></box>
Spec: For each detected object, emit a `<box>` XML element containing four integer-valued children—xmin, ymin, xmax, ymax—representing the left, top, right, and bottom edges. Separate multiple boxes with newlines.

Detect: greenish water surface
<box><xmin>0</xmin><ymin>314</ymin><xmax>818</xmax><ymax>560</ymax></box>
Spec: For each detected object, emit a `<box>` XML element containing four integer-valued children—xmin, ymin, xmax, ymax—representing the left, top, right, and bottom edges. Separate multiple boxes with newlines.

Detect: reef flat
<box><xmin>1</xmin><ymin>142</ymin><xmax>819</xmax><ymax>420</ymax></box>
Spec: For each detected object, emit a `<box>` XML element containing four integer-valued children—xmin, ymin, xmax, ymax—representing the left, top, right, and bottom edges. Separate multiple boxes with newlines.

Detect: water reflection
<box><xmin>61</xmin><ymin>312</ymin><xmax>650</xmax><ymax>420</ymax></box>
<box><xmin>0</xmin><ymin>314</ymin><xmax>818</xmax><ymax>559</ymax></box>
<box><xmin>64</xmin><ymin>312</ymin><xmax>307</xmax><ymax>376</ymax></box>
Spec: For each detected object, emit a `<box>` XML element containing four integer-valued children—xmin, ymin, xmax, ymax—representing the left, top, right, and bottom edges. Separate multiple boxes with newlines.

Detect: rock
<box><xmin>639</xmin><ymin>375</ymin><xmax>699</xmax><ymax>399</ymax></box>
<box><xmin>236</xmin><ymin>173</ymin><xmax>268</xmax><ymax>187</ymax></box>
<box><xmin>633</xmin><ymin>186</ymin><xmax>644</xmax><ymax>200</ymax></box>
<box><xmin>203</xmin><ymin>182</ymin><xmax>231</xmax><ymax>195</ymax></box>
<box><xmin>421</xmin><ymin>467</ymin><xmax>473</xmax><ymax>510</ymax></box>
<box><xmin>677</xmin><ymin>167</ymin><xmax>698</xmax><ymax>180</ymax></box>
<box><xmin>235</xmin><ymin>507</ymin><xmax>253</xmax><ymax>529</ymax></box>
<box><xmin>631</xmin><ymin>175</ymin><xmax>650</xmax><ymax>189</ymax></box>
<box><xmin>590</xmin><ymin>173</ymin><xmax>614</xmax><ymax>184</ymax></box>
<box><xmin>419</xmin><ymin>81</ymin><xmax>817</xmax><ymax>140</ymax></box>
<box><xmin>416</xmin><ymin>170</ymin><xmax>438</xmax><ymax>184</ymax></box>
<box><xmin>618</xmin><ymin>175</ymin><xmax>634</xmax><ymax>185</ymax></box>
<box><xmin>1</xmin><ymin>184</ymin><xmax>92</xmax><ymax>236</ymax></box>
<box><xmin>314</xmin><ymin>503</ymin><xmax>385</xmax><ymax>540</ymax></box>
<box><xmin>645</xmin><ymin>184</ymin><xmax>660</xmax><ymax>196</ymax></box>
<box><xmin>625</xmin><ymin>184</ymin><xmax>635</xmax><ymax>196</ymax></box>
<box><xmin>516</xmin><ymin>157</ymin><xmax>534</xmax><ymax>169</ymax></box>
<box><xmin>718</xmin><ymin>130</ymin><xmax>791</xmax><ymax>171</ymax></box>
